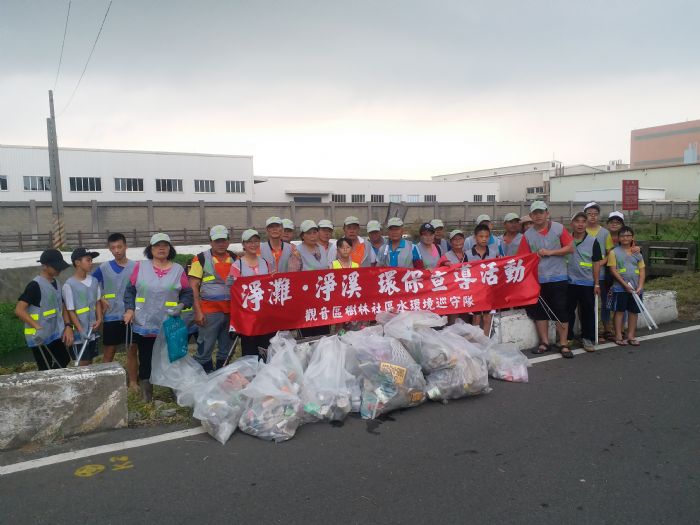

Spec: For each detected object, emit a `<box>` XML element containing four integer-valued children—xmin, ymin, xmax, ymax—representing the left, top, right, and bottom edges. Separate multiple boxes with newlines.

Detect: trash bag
<box><xmin>486</xmin><ymin>343</ymin><xmax>530</xmax><ymax>383</ymax></box>
<box><xmin>300</xmin><ymin>336</ymin><xmax>354</xmax><ymax>423</ymax></box>
<box><xmin>344</xmin><ymin>332</ymin><xmax>426</xmax><ymax>419</ymax></box>
<box><xmin>163</xmin><ymin>315</ymin><xmax>188</xmax><ymax>363</ymax></box>
<box><xmin>424</xmin><ymin>331</ymin><xmax>490</xmax><ymax>402</ymax></box>
<box><xmin>192</xmin><ymin>356</ymin><xmax>262</xmax><ymax>444</ymax></box>
<box><xmin>238</xmin><ymin>343</ymin><xmax>305</xmax><ymax>442</ymax></box>
<box><xmin>266</xmin><ymin>331</ymin><xmax>297</xmax><ymax>363</ymax></box>
<box><xmin>442</xmin><ymin>318</ymin><xmax>491</xmax><ymax>351</ymax></box>
<box><xmin>151</xmin><ymin>328</ymin><xmax>207</xmax><ymax>407</ymax></box>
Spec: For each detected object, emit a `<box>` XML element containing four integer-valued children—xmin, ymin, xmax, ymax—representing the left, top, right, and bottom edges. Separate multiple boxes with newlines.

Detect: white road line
<box><xmin>528</xmin><ymin>324</ymin><xmax>700</xmax><ymax>364</ymax></box>
<box><xmin>0</xmin><ymin>427</ymin><xmax>206</xmax><ymax>476</ymax></box>
<box><xmin>2</xmin><ymin>323</ymin><xmax>699</xmax><ymax>477</ymax></box>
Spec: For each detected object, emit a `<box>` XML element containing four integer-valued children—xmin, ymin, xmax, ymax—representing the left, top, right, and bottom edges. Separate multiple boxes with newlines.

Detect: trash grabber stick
<box><xmin>40</xmin><ymin>343</ymin><xmax>62</xmax><ymax>368</ymax></box>
<box><xmin>36</xmin><ymin>343</ymin><xmax>52</xmax><ymax>370</ymax></box>
<box><xmin>538</xmin><ymin>297</ymin><xmax>564</xmax><ymax>328</ymax></box>
<box><xmin>488</xmin><ymin>312</ymin><xmax>496</xmax><ymax>339</ymax></box>
<box><xmin>224</xmin><ymin>335</ymin><xmax>239</xmax><ymax>367</ymax></box>
<box><xmin>594</xmin><ymin>294</ymin><xmax>599</xmax><ymax>346</ymax></box>
<box><xmin>74</xmin><ymin>326</ymin><xmax>94</xmax><ymax>365</ymax></box>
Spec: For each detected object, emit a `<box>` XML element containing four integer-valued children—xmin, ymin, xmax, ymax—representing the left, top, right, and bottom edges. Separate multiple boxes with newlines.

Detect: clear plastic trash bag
<box><xmin>442</xmin><ymin>318</ymin><xmax>492</xmax><ymax>351</ymax></box>
<box><xmin>151</xmin><ymin>328</ymin><xmax>207</xmax><ymax>407</ymax></box>
<box><xmin>192</xmin><ymin>356</ymin><xmax>262</xmax><ymax>444</ymax></box>
<box><xmin>486</xmin><ymin>342</ymin><xmax>530</xmax><ymax>383</ymax></box>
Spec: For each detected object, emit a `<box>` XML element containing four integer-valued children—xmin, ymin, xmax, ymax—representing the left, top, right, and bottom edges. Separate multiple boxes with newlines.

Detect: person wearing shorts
<box><xmin>517</xmin><ymin>201</ymin><xmax>575</xmax><ymax>357</ymax></box>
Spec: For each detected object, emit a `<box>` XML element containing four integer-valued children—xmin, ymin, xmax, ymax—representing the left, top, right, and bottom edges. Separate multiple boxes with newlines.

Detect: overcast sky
<box><xmin>1</xmin><ymin>0</ymin><xmax>698</xmax><ymax>179</ymax></box>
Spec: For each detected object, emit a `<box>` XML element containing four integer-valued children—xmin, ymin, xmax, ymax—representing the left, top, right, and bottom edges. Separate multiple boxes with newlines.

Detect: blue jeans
<box><xmin>194</xmin><ymin>311</ymin><xmax>233</xmax><ymax>371</ymax></box>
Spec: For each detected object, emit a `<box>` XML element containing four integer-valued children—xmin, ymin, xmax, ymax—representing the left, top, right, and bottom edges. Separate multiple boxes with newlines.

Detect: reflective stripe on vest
<box><xmin>612</xmin><ymin>246</ymin><xmax>643</xmax><ymax>291</ymax></box>
<box><xmin>66</xmin><ymin>276</ymin><xmax>100</xmax><ymax>342</ymax></box>
<box><xmin>100</xmin><ymin>259</ymin><xmax>135</xmax><ymax>322</ymax></box>
<box><xmin>199</xmin><ymin>250</ymin><xmax>232</xmax><ymax>301</ymax></box>
<box><xmin>568</xmin><ymin>233</ymin><xmax>596</xmax><ymax>286</ymax></box>
<box><xmin>75</xmin><ymin>306</ymin><xmax>90</xmax><ymax>315</ymax></box>
<box><xmin>103</xmin><ymin>293</ymin><xmax>116</xmax><ymax>299</ymax></box>
<box><xmin>24</xmin><ymin>275</ymin><xmax>64</xmax><ymax>347</ymax></box>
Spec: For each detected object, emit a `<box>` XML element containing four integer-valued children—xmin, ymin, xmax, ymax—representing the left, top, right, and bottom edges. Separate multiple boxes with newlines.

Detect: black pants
<box><xmin>299</xmin><ymin>325</ymin><xmax>331</xmax><ymax>338</ymax></box>
<box><xmin>134</xmin><ymin>334</ymin><xmax>156</xmax><ymax>380</ymax></box>
<box><xmin>31</xmin><ymin>339</ymin><xmax>71</xmax><ymax>370</ymax></box>
<box><xmin>567</xmin><ymin>284</ymin><xmax>595</xmax><ymax>342</ymax></box>
<box><xmin>241</xmin><ymin>333</ymin><xmax>274</xmax><ymax>359</ymax></box>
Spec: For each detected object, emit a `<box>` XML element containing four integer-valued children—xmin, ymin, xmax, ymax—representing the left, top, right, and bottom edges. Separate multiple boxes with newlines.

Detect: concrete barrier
<box><xmin>0</xmin><ymin>363</ymin><xmax>127</xmax><ymax>451</ymax></box>
<box><xmin>493</xmin><ymin>290</ymin><xmax>678</xmax><ymax>351</ymax></box>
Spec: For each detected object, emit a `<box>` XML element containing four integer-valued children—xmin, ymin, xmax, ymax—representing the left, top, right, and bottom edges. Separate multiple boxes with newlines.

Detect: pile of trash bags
<box><xmin>150</xmin><ymin>310</ymin><xmax>531</xmax><ymax>445</ymax></box>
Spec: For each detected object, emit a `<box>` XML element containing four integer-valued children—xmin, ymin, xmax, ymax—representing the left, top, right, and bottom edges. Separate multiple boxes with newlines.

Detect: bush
<box><xmin>173</xmin><ymin>253</ymin><xmax>195</xmax><ymax>270</ymax></box>
<box><xmin>0</xmin><ymin>303</ymin><xmax>26</xmax><ymax>356</ymax></box>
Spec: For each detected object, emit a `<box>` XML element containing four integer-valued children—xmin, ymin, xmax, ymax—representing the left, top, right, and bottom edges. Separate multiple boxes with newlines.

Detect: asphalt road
<box><xmin>2</xmin><ymin>328</ymin><xmax>699</xmax><ymax>524</ymax></box>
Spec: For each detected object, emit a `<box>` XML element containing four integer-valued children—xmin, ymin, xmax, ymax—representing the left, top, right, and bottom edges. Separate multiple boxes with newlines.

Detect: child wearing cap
<box><xmin>466</xmin><ymin>224</ymin><xmax>500</xmax><ymax>334</ymax></box>
<box><xmin>64</xmin><ymin>248</ymin><xmax>103</xmax><ymax>365</ymax></box>
<box><xmin>377</xmin><ymin>217</ymin><xmax>423</xmax><ymax>268</ymax></box>
<box><xmin>500</xmin><ymin>213</ymin><xmax>523</xmax><ymax>257</ymax></box>
<box><xmin>15</xmin><ymin>249</ymin><xmax>74</xmax><ymax>370</ymax></box>
<box><xmin>188</xmin><ymin>225</ymin><xmax>237</xmax><ymax>372</ymax></box>
<box><xmin>416</xmin><ymin>222</ymin><xmax>441</xmax><ymax>269</ymax></box>
<box><xmin>466</xmin><ymin>214</ymin><xmax>503</xmax><ymax>255</ymax></box>
<box><xmin>517</xmin><ymin>201</ymin><xmax>575</xmax><ymax>358</ymax></box>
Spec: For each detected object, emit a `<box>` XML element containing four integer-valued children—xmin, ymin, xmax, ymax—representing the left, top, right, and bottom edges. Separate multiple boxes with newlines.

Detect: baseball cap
<box><xmin>607</xmin><ymin>211</ymin><xmax>625</xmax><ymax>222</ymax></box>
<box><xmin>476</xmin><ymin>214</ymin><xmax>491</xmax><ymax>224</ymax></box>
<box><xmin>37</xmin><ymin>249</ymin><xmax>70</xmax><ymax>272</ymax></box>
<box><xmin>344</xmin><ymin>216</ymin><xmax>360</xmax><ymax>226</ymax></box>
<box><xmin>300</xmin><ymin>219</ymin><xmax>318</xmax><ymax>233</ymax></box>
<box><xmin>282</xmin><ymin>219</ymin><xmax>294</xmax><ymax>230</ymax></box>
<box><xmin>70</xmin><ymin>247</ymin><xmax>100</xmax><ymax>263</ymax></box>
<box><xmin>241</xmin><ymin>229</ymin><xmax>260</xmax><ymax>242</ymax></box>
<box><xmin>430</xmin><ymin>219</ymin><xmax>445</xmax><ymax>229</ymax></box>
<box><xmin>265</xmin><ymin>216</ymin><xmax>282</xmax><ymax>227</ymax></box>
<box><xmin>318</xmin><ymin>219</ymin><xmax>334</xmax><ymax>229</ymax></box>
<box><xmin>571</xmin><ymin>211</ymin><xmax>587</xmax><ymax>222</ymax></box>
<box><xmin>520</xmin><ymin>214</ymin><xmax>533</xmax><ymax>223</ymax></box>
<box><xmin>209</xmin><ymin>225</ymin><xmax>229</xmax><ymax>240</ymax></box>
<box><xmin>366</xmin><ymin>219</ymin><xmax>381</xmax><ymax>233</ymax></box>
<box><xmin>503</xmin><ymin>212</ymin><xmax>520</xmax><ymax>222</ymax></box>
<box><xmin>150</xmin><ymin>232</ymin><xmax>172</xmax><ymax>245</ymax></box>
<box><xmin>448</xmin><ymin>229</ymin><xmax>465</xmax><ymax>240</ymax></box>
<box><xmin>386</xmin><ymin>217</ymin><xmax>404</xmax><ymax>228</ymax></box>
<box><xmin>419</xmin><ymin>222</ymin><xmax>435</xmax><ymax>233</ymax></box>
<box><xmin>530</xmin><ymin>201</ymin><xmax>548</xmax><ymax>212</ymax></box>
<box><xmin>584</xmin><ymin>201</ymin><xmax>601</xmax><ymax>213</ymax></box>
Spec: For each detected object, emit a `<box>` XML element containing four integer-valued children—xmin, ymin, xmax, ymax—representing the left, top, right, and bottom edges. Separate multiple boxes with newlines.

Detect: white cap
<box><xmin>282</xmin><ymin>219</ymin><xmax>295</xmax><ymax>230</ymax></box>
<box><xmin>476</xmin><ymin>214</ymin><xmax>491</xmax><ymax>224</ymax></box>
<box><xmin>366</xmin><ymin>219</ymin><xmax>381</xmax><ymax>233</ymax></box>
<box><xmin>209</xmin><ymin>225</ymin><xmax>229</xmax><ymax>240</ymax></box>
<box><xmin>448</xmin><ymin>229</ymin><xmax>465</xmax><ymax>240</ymax></box>
<box><xmin>241</xmin><ymin>229</ymin><xmax>260</xmax><ymax>242</ymax></box>
<box><xmin>344</xmin><ymin>216</ymin><xmax>360</xmax><ymax>226</ymax></box>
<box><xmin>607</xmin><ymin>211</ymin><xmax>625</xmax><ymax>222</ymax></box>
<box><xmin>265</xmin><ymin>216</ymin><xmax>282</xmax><ymax>227</ymax></box>
<box><xmin>318</xmin><ymin>219</ymin><xmax>334</xmax><ymax>229</ymax></box>
<box><xmin>503</xmin><ymin>213</ymin><xmax>520</xmax><ymax>222</ymax></box>
<box><xmin>150</xmin><ymin>232</ymin><xmax>171</xmax><ymax>245</ymax></box>
<box><xmin>430</xmin><ymin>219</ymin><xmax>444</xmax><ymax>229</ymax></box>
<box><xmin>300</xmin><ymin>219</ymin><xmax>318</xmax><ymax>233</ymax></box>
<box><xmin>386</xmin><ymin>217</ymin><xmax>404</xmax><ymax>228</ymax></box>
<box><xmin>584</xmin><ymin>201</ymin><xmax>601</xmax><ymax>212</ymax></box>
<box><xmin>530</xmin><ymin>200</ymin><xmax>548</xmax><ymax>212</ymax></box>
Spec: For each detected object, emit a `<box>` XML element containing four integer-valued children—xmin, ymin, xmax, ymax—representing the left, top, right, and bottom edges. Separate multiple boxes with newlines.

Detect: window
<box><xmin>69</xmin><ymin>177</ymin><xmax>102</xmax><ymax>192</ymax></box>
<box><xmin>527</xmin><ymin>186</ymin><xmax>545</xmax><ymax>194</ymax></box>
<box><xmin>331</xmin><ymin>194</ymin><xmax>346</xmax><ymax>203</ymax></box>
<box><xmin>294</xmin><ymin>196</ymin><xmax>322</xmax><ymax>203</ymax></box>
<box><xmin>155</xmin><ymin>178</ymin><xmax>183</xmax><ymax>192</ymax></box>
<box><xmin>486</xmin><ymin>194</ymin><xmax>496</xmax><ymax>202</ymax></box>
<box><xmin>0</xmin><ymin>175</ymin><xmax>7</xmax><ymax>191</ymax></box>
<box><xmin>389</xmin><ymin>194</ymin><xmax>401</xmax><ymax>203</ymax></box>
<box><xmin>226</xmin><ymin>180</ymin><xmax>245</xmax><ymax>193</ymax></box>
<box><xmin>371</xmin><ymin>194</ymin><xmax>384</xmax><ymax>203</ymax></box>
<box><xmin>23</xmin><ymin>176</ymin><xmax>51</xmax><ymax>191</ymax></box>
<box><xmin>424</xmin><ymin>194</ymin><xmax>437</xmax><ymax>202</ymax></box>
<box><xmin>406</xmin><ymin>195</ymin><xmax>419</xmax><ymax>203</ymax></box>
<box><xmin>473</xmin><ymin>194</ymin><xmax>483</xmax><ymax>202</ymax></box>
<box><xmin>351</xmin><ymin>194</ymin><xmax>365</xmax><ymax>203</ymax></box>
<box><xmin>114</xmin><ymin>178</ymin><xmax>144</xmax><ymax>192</ymax></box>
<box><xmin>194</xmin><ymin>179</ymin><xmax>215</xmax><ymax>193</ymax></box>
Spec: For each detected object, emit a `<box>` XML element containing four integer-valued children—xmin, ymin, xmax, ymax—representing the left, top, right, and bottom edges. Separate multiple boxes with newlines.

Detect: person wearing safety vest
<box><xmin>437</xmin><ymin>229</ymin><xmax>469</xmax><ymax>266</ymax></box>
<box><xmin>297</xmin><ymin>220</ymin><xmax>332</xmax><ymax>337</ymax></box>
<box><xmin>318</xmin><ymin>219</ymin><xmax>337</xmax><ymax>261</ymax></box>
<box><xmin>500</xmin><ymin>213</ymin><xmax>523</xmax><ymax>257</ymax></box>
<box><xmin>15</xmin><ymin>249</ymin><xmax>74</xmax><ymax>370</ymax></box>
<box><xmin>607</xmin><ymin>226</ymin><xmax>645</xmax><ymax>347</ymax></box>
<box><xmin>330</xmin><ymin>237</ymin><xmax>359</xmax><ymax>269</ymax></box>
<box><xmin>415</xmin><ymin>222</ymin><xmax>442</xmax><ymax>269</ymax></box>
<box><xmin>566</xmin><ymin>212</ymin><xmax>603</xmax><ymax>352</ymax></box>
<box><xmin>466</xmin><ymin>214</ymin><xmax>503</xmax><ymax>255</ymax></box>
<box><xmin>227</xmin><ymin>229</ymin><xmax>275</xmax><ymax>358</ymax></box>
<box><xmin>465</xmin><ymin>223</ymin><xmax>500</xmax><ymax>334</ymax></box>
<box><xmin>281</xmin><ymin>219</ymin><xmax>296</xmax><ymax>243</ymax></box>
<box><xmin>583</xmin><ymin>202</ymin><xmax>615</xmax><ymax>341</ymax></box>
<box><xmin>64</xmin><ymin>248</ymin><xmax>103</xmax><ymax>366</ymax></box>
<box><xmin>377</xmin><ymin>217</ymin><xmax>423</xmax><ymax>268</ymax></box>
<box><xmin>260</xmin><ymin>216</ymin><xmax>301</xmax><ymax>273</ymax></box>
<box><xmin>366</xmin><ymin>220</ymin><xmax>385</xmax><ymax>257</ymax></box>
<box><xmin>430</xmin><ymin>219</ymin><xmax>449</xmax><ymax>254</ymax></box>
<box><xmin>93</xmin><ymin>233</ymin><xmax>138</xmax><ymax>390</ymax></box>
<box><xmin>188</xmin><ymin>225</ymin><xmax>237</xmax><ymax>372</ymax></box>
<box><xmin>343</xmin><ymin>216</ymin><xmax>376</xmax><ymax>267</ymax></box>
<box><xmin>517</xmin><ymin>201</ymin><xmax>575</xmax><ymax>358</ymax></box>
<box><xmin>123</xmin><ymin>233</ymin><xmax>194</xmax><ymax>401</ymax></box>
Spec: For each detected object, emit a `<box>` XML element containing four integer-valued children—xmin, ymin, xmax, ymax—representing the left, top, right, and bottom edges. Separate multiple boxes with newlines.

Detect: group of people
<box><xmin>15</xmin><ymin>202</ymin><xmax>645</xmax><ymax>401</ymax></box>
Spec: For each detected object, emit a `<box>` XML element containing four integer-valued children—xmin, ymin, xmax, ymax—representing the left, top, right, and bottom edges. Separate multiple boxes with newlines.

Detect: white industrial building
<box><xmin>252</xmin><ymin>176</ymin><xmax>500</xmax><ymax>203</ymax></box>
<box><xmin>0</xmin><ymin>145</ymin><xmax>255</xmax><ymax>203</ymax></box>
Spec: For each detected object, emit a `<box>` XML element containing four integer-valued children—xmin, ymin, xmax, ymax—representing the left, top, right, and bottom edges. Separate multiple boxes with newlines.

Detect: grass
<box><xmin>646</xmin><ymin>271</ymin><xmax>700</xmax><ymax>320</ymax></box>
<box><xmin>627</xmin><ymin>216</ymin><xmax>698</xmax><ymax>242</ymax></box>
<box><xmin>0</xmin><ymin>303</ymin><xmax>26</xmax><ymax>356</ymax></box>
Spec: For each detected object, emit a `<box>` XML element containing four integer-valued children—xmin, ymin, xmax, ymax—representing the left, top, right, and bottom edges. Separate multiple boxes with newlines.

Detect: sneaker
<box><xmin>582</xmin><ymin>339</ymin><xmax>595</xmax><ymax>352</ymax></box>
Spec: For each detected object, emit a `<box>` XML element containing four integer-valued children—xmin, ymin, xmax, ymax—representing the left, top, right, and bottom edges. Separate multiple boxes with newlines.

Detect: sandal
<box><xmin>603</xmin><ymin>331</ymin><xmax>615</xmax><ymax>341</ymax></box>
<box><xmin>628</xmin><ymin>339</ymin><xmax>640</xmax><ymax>346</ymax></box>
<box><xmin>531</xmin><ymin>343</ymin><xmax>549</xmax><ymax>355</ymax></box>
<box><xmin>560</xmin><ymin>346</ymin><xmax>574</xmax><ymax>359</ymax></box>
<box><xmin>615</xmin><ymin>339</ymin><xmax>628</xmax><ymax>346</ymax></box>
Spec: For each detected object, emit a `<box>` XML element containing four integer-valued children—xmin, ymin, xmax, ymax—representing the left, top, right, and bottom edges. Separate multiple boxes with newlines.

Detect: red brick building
<box><xmin>630</xmin><ymin>119</ymin><xmax>700</xmax><ymax>168</ymax></box>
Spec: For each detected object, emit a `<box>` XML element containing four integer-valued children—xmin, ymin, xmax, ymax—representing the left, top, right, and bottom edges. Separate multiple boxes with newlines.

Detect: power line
<box><xmin>59</xmin><ymin>0</ymin><xmax>113</xmax><ymax>116</ymax></box>
<box><xmin>53</xmin><ymin>0</ymin><xmax>72</xmax><ymax>90</ymax></box>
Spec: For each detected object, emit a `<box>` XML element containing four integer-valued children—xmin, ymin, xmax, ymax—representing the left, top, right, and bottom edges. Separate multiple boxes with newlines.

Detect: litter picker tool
<box><xmin>37</xmin><ymin>343</ymin><xmax>62</xmax><ymax>369</ymax></box>
<box><xmin>73</xmin><ymin>326</ymin><xmax>94</xmax><ymax>365</ymax></box>
<box><xmin>223</xmin><ymin>333</ymin><xmax>240</xmax><ymax>367</ymax></box>
<box><xmin>594</xmin><ymin>293</ymin><xmax>599</xmax><ymax>345</ymax></box>
<box><xmin>125</xmin><ymin>322</ymin><xmax>134</xmax><ymax>352</ymax></box>
<box><xmin>538</xmin><ymin>297</ymin><xmax>564</xmax><ymax>328</ymax></box>
<box><xmin>628</xmin><ymin>283</ymin><xmax>657</xmax><ymax>330</ymax></box>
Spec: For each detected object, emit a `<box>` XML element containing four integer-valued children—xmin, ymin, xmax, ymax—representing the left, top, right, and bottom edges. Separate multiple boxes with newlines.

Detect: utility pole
<box><xmin>47</xmin><ymin>90</ymin><xmax>65</xmax><ymax>249</ymax></box>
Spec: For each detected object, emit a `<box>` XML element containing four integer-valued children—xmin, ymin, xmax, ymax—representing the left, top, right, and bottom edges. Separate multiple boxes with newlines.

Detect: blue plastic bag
<box><xmin>163</xmin><ymin>315</ymin><xmax>188</xmax><ymax>363</ymax></box>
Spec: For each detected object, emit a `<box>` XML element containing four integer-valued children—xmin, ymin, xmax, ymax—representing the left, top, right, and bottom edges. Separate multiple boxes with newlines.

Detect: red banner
<box><xmin>622</xmin><ymin>179</ymin><xmax>639</xmax><ymax>211</ymax></box>
<box><xmin>229</xmin><ymin>253</ymin><xmax>541</xmax><ymax>336</ymax></box>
